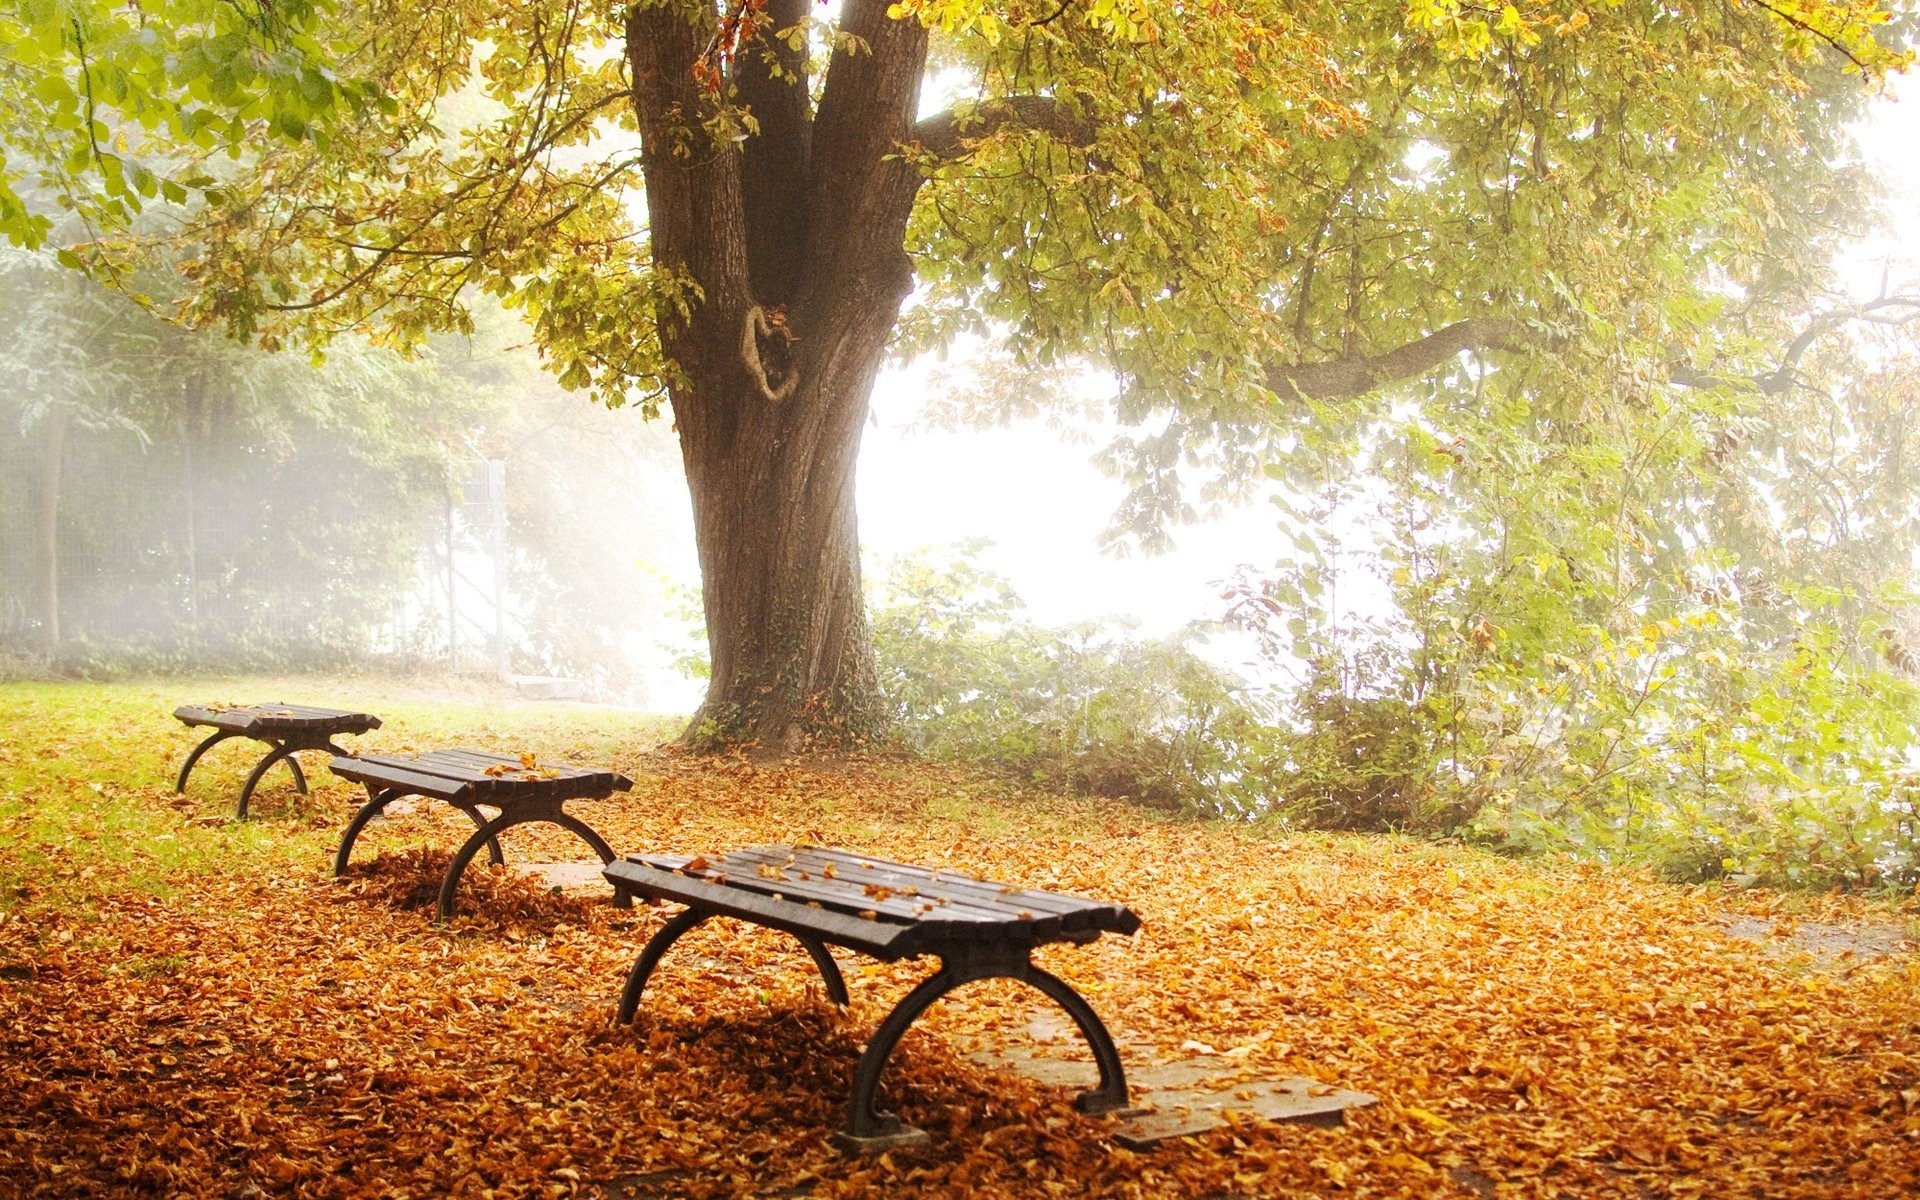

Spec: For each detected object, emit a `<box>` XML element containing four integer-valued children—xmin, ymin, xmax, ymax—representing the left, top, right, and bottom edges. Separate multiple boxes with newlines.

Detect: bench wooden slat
<box><xmin>761</xmin><ymin>846</ymin><xmax>1116</xmax><ymax>920</ymax></box>
<box><xmin>635</xmin><ymin>852</ymin><xmax>1010</xmax><ymax>927</ymax></box>
<box><xmin>331</xmin><ymin>750</ymin><xmax>632</xmax><ymax>804</ymax></box>
<box><xmin>687</xmin><ymin>849</ymin><xmax>1014</xmax><ymax>922</ymax></box>
<box><xmin>407</xmin><ymin>748</ymin><xmax>626</xmax><ymax>789</ymax></box>
<box><xmin>423</xmin><ymin>749</ymin><xmax>629</xmax><ymax>795</ymax></box>
<box><xmin>174</xmin><ymin>703</ymin><xmax>382</xmax><ymax>737</ymax></box>
<box><xmin>707</xmin><ymin>847</ymin><xmax>1068</xmax><ymax>927</ymax></box>
<box><xmin>605</xmin><ymin>861</ymin><xmax>915</xmax><ymax>959</ymax></box>
<box><xmin>621</xmin><ymin>845</ymin><xmax>1141</xmax><ymax>955</ymax></box>
<box><xmin>719</xmin><ymin>846</ymin><xmax>1131</xmax><ymax>940</ymax></box>
<box><xmin>367</xmin><ymin>751</ymin><xmax>528</xmax><ymax>785</ymax></box>
<box><xmin>327</xmin><ymin>756</ymin><xmax>477</xmax><ymax>801</ymax></box>
<box><xmin>174</xmin><ymin>705</ymin><xmax>261</xmax><ymax>733</ymax></box>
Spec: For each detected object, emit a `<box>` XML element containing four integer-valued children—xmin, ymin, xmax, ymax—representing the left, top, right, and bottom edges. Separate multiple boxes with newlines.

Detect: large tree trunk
<box><xmin>674</xmin><ymin>300</ymin><xmax>901</xmax><ymax>751</ymax></box>
<box><xmin>620</xmin><ymin>0</ymin><xmax>1513</xmax><ymax>750</ymax></box>
<box><xmin>628</xmin><ymin>0</ymin><xmax>928</xmax><ymax>750</ymax></box>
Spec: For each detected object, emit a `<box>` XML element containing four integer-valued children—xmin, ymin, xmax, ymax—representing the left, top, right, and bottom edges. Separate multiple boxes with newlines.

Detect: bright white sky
<box><xmin>855</xmin><ymin>74</ymin><xmax>1920</xmax><ymax>638</ymax></box>
<box><xmin>857</xmin><ymin>376</ymin><xmax>1276</xmax><ymax>634</ymax></box>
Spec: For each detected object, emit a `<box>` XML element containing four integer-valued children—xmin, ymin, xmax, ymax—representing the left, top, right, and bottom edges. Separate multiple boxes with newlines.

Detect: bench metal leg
<box><xmin>337</xmin><ymin>791</ymin><xmax>503</xmax><ymax>875</ymax></box>
<box><xmin>184</xmin><ymin>733</ymin><xmax>353</xmax><ymax>816</ymax></box>
<box><xmin>235</xmin><ymin>736</ymin><xmax>356</xmax><ymax>818</ymax></box>
<box><xmin>237</xmin><ymin>743</ymin><xmax>303</xmax><ymax>818</ymax></box>
<box><xmin>436</xmin><ymin>803</ymin><xmax>631</xmax><ymax>922</ymax></box>
<box><xmin>448</xmin><ymin>801</ymin><xmax>507</xmax><ymax>867</ymax></box>
<box><xmin>1020</xmin><ymin>964</ymin><xmax>1131</xmax><ymax>1114</ymax></box>
<box><xmin>619</xmin><ymin>909</ymin><xmax>708</xmax><ymax>1022</ymax></box>
<box><xmin>174</xmin><ymin>730</ymin><xmax>238</xmax><ymax>793</ymax></box>
<box><xmin>834</xmin><ymin>951</ymin><xmax>1130</xmax><ymax>1153</ymax></box>
<box><xmin>334</xmin><ymin>788</ymin><xmax>401</xmax><ymax>875</ymax></box>
<box><xmin>546</xmin><ymin>810</ymin><xmax>632</xmax><ymax>909</ymax></box>
<box><xmin>439</xmin><ymin>809</ymin><xmax>526</xmax><ymax>921</ymax></box>
<box><xmin>794</xmin><ymin>935</ymin><xmax>850</xmax><ymax>1008</ymax></box>
<box><xmin>616</xmin><ymin>911</ymin><xmax>850</xmax><ymax>1023</ymax></box>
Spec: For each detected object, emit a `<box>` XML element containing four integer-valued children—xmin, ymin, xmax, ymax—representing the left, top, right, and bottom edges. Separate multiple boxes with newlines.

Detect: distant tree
<box><xmin>0</xmin><ymin>240</ymin><xmax>491</xmax><ymax>667</ymax></box>
<box><xmin>4</xmin><ymin>0</ymin><xmax>1909</xmax><ymax>746</ymax></box>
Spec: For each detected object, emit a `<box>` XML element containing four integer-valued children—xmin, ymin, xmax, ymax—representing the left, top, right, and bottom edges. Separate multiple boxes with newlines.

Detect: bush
<box><xmin>869</xmin><ymin>545</ymin><xmax>1265</xmax><ymax>810</ymax></box>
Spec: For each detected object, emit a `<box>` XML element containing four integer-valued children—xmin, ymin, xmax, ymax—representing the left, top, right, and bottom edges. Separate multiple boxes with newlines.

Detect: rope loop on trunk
<box><xmin>741</xmin><ymin>304</ymin><xmax>801</xmax><ymax>403</ymax></box>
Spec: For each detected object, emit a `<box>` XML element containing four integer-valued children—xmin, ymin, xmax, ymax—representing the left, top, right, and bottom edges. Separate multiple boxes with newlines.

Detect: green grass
<box><xmin>5</xmin><ymin>674</ymin><xmax>1908</xmax><ymax>937</ymax></box>
<box><xmin>0</xmin><ymin>675</ymin><xmax>682</xmax><ymax>914</ymax></box>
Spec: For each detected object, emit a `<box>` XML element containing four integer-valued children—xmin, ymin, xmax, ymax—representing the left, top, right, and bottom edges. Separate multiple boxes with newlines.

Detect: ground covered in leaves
<box><xmin>2</xmin><ymin>677</ymin><xmax>1918</xmax><ymax>1198</ymax></box>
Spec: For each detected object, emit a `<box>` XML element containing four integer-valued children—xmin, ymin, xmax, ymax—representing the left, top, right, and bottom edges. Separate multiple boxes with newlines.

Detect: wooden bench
<box><xmin>174</xmin><ymin>703</ymin><xmax>383</xmax><ymax>818</ymax></box>
<box><xmin>604</xmin><ymin>845</ymin><xmax>1141</xmax><ymax>1151</ymax></box>
<box><xmin>329</xmin><ymin>749</ymin><xmax>634</xmax><ymax>920</ymax></box>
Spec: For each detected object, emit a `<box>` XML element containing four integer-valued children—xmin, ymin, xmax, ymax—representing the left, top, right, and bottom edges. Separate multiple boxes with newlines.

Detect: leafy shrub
<box><xmin>869</xmin><ymin>544</ymin><xmax>1265</xmax><ymax>810</ymax></box>
<box><xmin>1462</xmin><ymin>609</ymin><xmax>1920</xmax><ymax>889</ymax></box>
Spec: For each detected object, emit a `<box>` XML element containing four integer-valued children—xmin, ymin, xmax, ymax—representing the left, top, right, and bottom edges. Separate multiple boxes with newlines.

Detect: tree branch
<box><xmin>625</xmin><ymin>2</ymin><xmax>751</xmax><ymax>315</ymax></box>
<box><xmin>802</xmin><ymin>0</ymin><xmax>930</xmax><ymax>302</ymax></box>
<box><xmin>1743</xmin><ymin>0</ymin><xmax>1883</xmax><ymax>74</ymax></box>
<box><xmin>911</xmin><ymin>95</ymin><xmax>1097</xmax><ymax>162</ymax></box>
<box><xmin>737</xmin><ymin>0</ymin><xmax>811</xmax><ymax>302</ymax></box>
<box><xmin>1267</xmin><ymin>318</ymin><xmax>1531</xmax><ymax>401</ymax></box>
<box><xmin>1671</xmin><ymin>295</ymin><xmax>1920</xmax><ymax>395</ymax></box>
<box><xmin>1264</xmin><ymin>293</ymin><xmax>1920</xmax><ymax>405</ymax></box>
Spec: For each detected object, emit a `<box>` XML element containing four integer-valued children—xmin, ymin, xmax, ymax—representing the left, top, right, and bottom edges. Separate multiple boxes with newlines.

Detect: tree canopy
<box><xmin>4</xmin><ymin>0</ymin><xmax>1912</xmax><ymax>746</ymax></box>
<box><xmin>0</xmin><ymin>0</ymin><xmax>383</xmax><ymax>250</ymax></box>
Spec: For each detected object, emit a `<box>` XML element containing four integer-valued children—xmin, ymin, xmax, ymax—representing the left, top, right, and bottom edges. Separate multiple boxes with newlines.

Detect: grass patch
<box><xmin>0</xmin><ymin>675</ymin><xmax>681</xmax><ymax>914</ymax></box>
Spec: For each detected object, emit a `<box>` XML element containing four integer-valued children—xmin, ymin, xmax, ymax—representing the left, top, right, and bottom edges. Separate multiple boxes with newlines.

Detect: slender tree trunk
<box><xmin>35</xmin><ymin>401</ymin><xmax>67</xmax><ymax>653</ymax></box>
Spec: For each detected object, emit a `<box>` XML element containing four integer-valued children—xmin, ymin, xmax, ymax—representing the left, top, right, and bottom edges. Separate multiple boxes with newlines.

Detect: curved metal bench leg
<box><xmin>437</xmin><ymin>809</ymin><xmax>531</xmax><ymax>922</ymax></box>
<box><xmin>618</xmin><ymin>909</ymin><xmax>709</xmax><ymax>1022</ymax></box>
<box><xmin>174</xmin><ymin>730</ymin><xmax>237</xmax><ymax>793</ymax></box>
<box><xmin>236</xmin><ymin>743</ymin><xmax>302</xmax><ymax>819</ymax></box>
<box><xmin>333</xmin><ymin>788</ymin><xmax>401</xmax><ymax>876</ymax></box>
<box><xmin>838</xmin><ymin>963</ymin><xmax>972</xmax><ymax>1147</ymax></box>
<box><xmin>1017</xmin><ymin>963</ymin><xmax>1131</xmax><ymax>1114</ymax></box>
<box><xmin>447</xmin><ymin>801</ymin><xmax>506</xmax><ymax>866</ymax></box>
<box><xmin>835</xmin><ymin>954</ymin><xmax>1131</xmax><ymax>1151</ymax></box>
<box><xmin>615</xmin><ymin>910</ymin><xmax>845</xmax><ymax>1017</ymax></box>
<box><xmin>547</xmin><ymin>809</ymin><xmax>632</xmax><ymax>909</ymax></box>
<box><xmin>436</xmin><ymin>804</ymin><xmax>630</xmax><ymax>920</ymax></box>
<box><xmin>794</xmin><ymin>934</ymin><xmax>850</xmax><ymax>1007</ymax></box>
<box><xmin>285</xmin><ymin>737</ymin><xmax>356</xmax><ymax>795</ymax></box>
<box><xmin>284</xmin><ymin>752</ymin><xmax>310</xmax><ymax>795</ymax></box>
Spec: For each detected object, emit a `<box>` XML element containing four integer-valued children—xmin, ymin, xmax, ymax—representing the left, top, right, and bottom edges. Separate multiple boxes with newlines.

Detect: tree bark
<box><xmin>628</xmin><ymin>0</ymin><xmax>926</xmax><ymax>750</ymax></box>
<box><xmin>674</xmin><ymin>308</ymin><xmax>898</xmax><ymax>752</ymax></box>
<box><xmin>35</xmin><ymin>401</ymin><xmax>67</xmax><ymax>654</ymax></box>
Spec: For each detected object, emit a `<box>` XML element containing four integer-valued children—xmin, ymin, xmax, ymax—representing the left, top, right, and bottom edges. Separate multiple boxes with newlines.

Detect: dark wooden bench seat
<box><xmin>329</xmin><ymin>749</ymin><xmax>633</xmax><ymax>920</ymax></box>
<box><xmin>174</xmin><ymin>703</ymin><xmax>383</xmax><ymax>818</ymax></box>
<box><xmin>605</xmin><ymin>845</ymin><xmax>1142</xmax><ymax>1151</ymax></box>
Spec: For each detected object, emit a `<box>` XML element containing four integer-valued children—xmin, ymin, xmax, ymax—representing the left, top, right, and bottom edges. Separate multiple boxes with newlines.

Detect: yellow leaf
<box><xmin>1404</xmin><ymin>1105</ymin><xmax>1455</xmax><ymax>1132</ymax></box>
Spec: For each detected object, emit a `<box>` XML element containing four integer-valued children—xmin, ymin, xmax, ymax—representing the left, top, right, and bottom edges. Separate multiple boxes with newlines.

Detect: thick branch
<box><xmin>737</xmin><ymin>0</ymin><xmax>810</xmax><ymax>302</ymax></box>
<box><xmin>1266</xmin><ymin>293</ymin><xmax>1920</xmax><ymax>404</ymax></box>
<box><xmin>626</xmin><ymin>2</ymin><xmax>750</xmax><ymax>313</ymax></box>
<box><xmin>911</xmin><ymin>95</ymin><xmax>1097</xmax><ymax>162</ymax></box>
<box><xmin>1267</xmin><ymin>318</ymin><xmax>1531</xmax><ymax>400</ymax></box>
<box><xmin>803</xmin><ymin>0</ymin><xmax>929</xmax><ymax>294</ymax></box>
